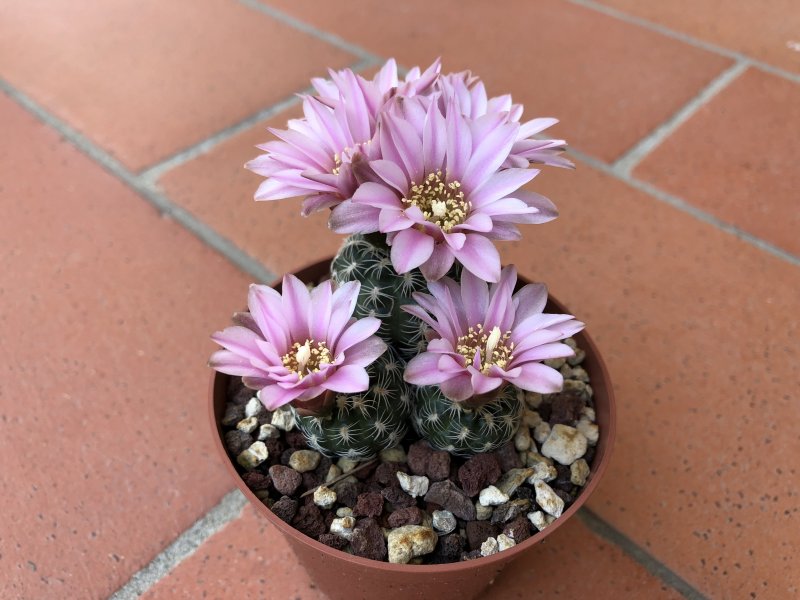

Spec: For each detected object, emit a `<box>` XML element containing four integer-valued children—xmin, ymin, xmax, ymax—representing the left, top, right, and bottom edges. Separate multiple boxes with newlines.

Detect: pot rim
<box><xmin>208</xmin><ymin>258</ymin><xmax>617</xmax><ymax>573</ymax></box>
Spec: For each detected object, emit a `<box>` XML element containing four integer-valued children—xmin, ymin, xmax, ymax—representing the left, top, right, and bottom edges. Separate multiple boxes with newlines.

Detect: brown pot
<box><xmin>209</xmin><ymin>258</ymin><xmax>616</xmax><ymax>600</ymax></box>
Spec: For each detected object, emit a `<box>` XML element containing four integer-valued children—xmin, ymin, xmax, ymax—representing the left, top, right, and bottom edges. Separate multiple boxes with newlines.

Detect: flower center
<box><xmin>456</xmin><ymin>324</ymin><xmax>514</xmax><ymax>374</ymax></box>
<box><xmin>402</xmin><ymin>170</ymin><xmax>471</xmax><ymax>232</ymax></box>
<box><xmin>282</xmin><ymin>339</ymin><xmax>332</xmax><ymax>378</ymax></box>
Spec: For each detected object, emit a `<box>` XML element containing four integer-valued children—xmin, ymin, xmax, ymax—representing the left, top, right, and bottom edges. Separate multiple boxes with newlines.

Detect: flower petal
<box><xmin>329</xmin><ymin>200</ymin><xmax>381</xmax><ymax>234</ymax></box>
<box><xmin>390</xmin><ymin>228</ymin><xmax>435</xmax><ymax>273</ymax></box>
<box><xmin>439</xmin><ymin>375</ymin><xmax>474</xmax><ymax>402</ymax></box>
<box><xmin>511</xmin><ymin>362</ymin><xmax>564</xmax><ymax>393</ymax></box>
<box><xmin>322</xmin><ymin>364</ymin><xmax>370</xmax><ymax>393</ymax></box>
<box><xmin>405</xmin><ymin>352</ymin><xmax>454</xmax><ymax>386</ymax></box>
<box><xmin>451</xmin><ymin>234</ymin><xmax>501</xmax><ymax>282</ymax></box>
<box><xmin>343</xmin><ymin>336</ymin><xmax>387</xmax><ymax>367</ymax></box>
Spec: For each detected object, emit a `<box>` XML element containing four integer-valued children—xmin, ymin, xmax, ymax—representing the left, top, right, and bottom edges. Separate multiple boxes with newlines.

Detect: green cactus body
<box><xmin>330</xmin><ymin>234</ymin><xmax>430</xmax><ymax>361</ymax></box>
<box><xmin>413</xmin><ymin>384</ymin><xmax>524</xmax><ymax>456</ymax></box>
<box><xmin>292</xmin><ymin>347</ymin><xmax>412</xmax><ymax>459</ymax></box>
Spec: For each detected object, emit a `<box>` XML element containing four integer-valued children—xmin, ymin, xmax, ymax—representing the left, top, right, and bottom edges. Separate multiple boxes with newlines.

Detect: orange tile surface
<box><xmin>0</xmin><ymin>94</ymin><xmax>247</xmax><ymax>598</ymax></box>
<box><xmin>0</xmin><ymin>0</ymin><xmax>355</xmax><ymax>171</ymax></box>
<box><xmin>143</xmin><ymin>505</ymin><xmax>680</xmax><ymax>600</ymax></box>
<box><xmin>634</xmin><ymin>68</ymin><xmax>800</xmax><ymax>256</ymax></box>
<box><xmin>596</xmin><ymin>0</ymin><xmax>800</xmax><ymax>74</ymax></box>
<box><xmin>263</xmin><ymin>0</ymin><xmax>732</xmax><ymax>162</ymax></box>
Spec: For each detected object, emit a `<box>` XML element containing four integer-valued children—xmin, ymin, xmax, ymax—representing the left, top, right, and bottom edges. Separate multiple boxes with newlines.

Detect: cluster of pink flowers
<box><xmin>247</xmin><ymin>58</ymin><xmax>571</xmax><ymax>283</ymax></box>
<box><xmin>211</xmin><ymin>59</ymin><xmax>584</xmax><ymax>410</ymax></box>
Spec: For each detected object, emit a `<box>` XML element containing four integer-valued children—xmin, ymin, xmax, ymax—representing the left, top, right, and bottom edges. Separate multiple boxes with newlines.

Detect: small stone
<box><xmin>503</xmin><ymin>516</ymin><xmax>532</xmax><ymax>543</ymax></box>
<box><xmin>337</xmin><ymin>457</ymin><xmax>361</xmax><ymax>473</ymax></box>
<box><xmin>221</xmin><ymin>403</ymin><xmax>245</xmax><ymax>426</ymax></box>
<box><xmin>541</xmin><ymin>424</ymin><xmax>588</xmax><ymax>465</ymax></box>
<box><xmin>570</xmin><ymin>366</ymin><xmax>590</xmax><ymax>382</ymax></box>
<box><xmin>458</xmin><ymin>453</ymin><xmax>502</xmax><ymax>497</ymax></box>
<box><xmin>432</xmin><ymin>510</ymin><xmax>457</xmax><ymax>534</ymax></box>
<box><xmin>336</xmin><ymin>506</ymin><xmax>353</xmax><ymax>518</ymax></box>
<box><xmin>466</xmin><ymin>521</ymin><xmax>500</xmax><ymax>551</ymax></box>
<box><xmin>351</xmin><ymin>518</ymin><xmax>387</xmax><ymax>561</ymax></box>
<box><xmin>480</xmin><ymin>536</ymin><xmax>499</xmax><ymax>556</ymax></box>
<box><xmin>497</xmin><ymin>533</ymin><xmax>516</xmax><ymax>552</ymax></box>
<box><xmin>353</xmin><ymin>492</ymin><xmax>384</xmax><ymax>518</ymax></box>
<box><xmin>428</xmin><ymin>534</ymin><xmax>464</xmax><ymax>564</ymax></box>
<box><xmin>426</xmin><ymin>451</ymin><xmax>451</xmax><ymax>481</ymax></box>
<box><xmin>533</xmin><ymin>421</ymin><xmax>551</xmax><ymax>444</ymax></box>
<box><xmin>524</xmin><ymin>391</ymin><xmax>543</xmax><ymax>409</ymax></box>
<box><xmin>522</xmin><ymin>409</ymin><xmax>542</xmax><ymax>429</ymax></box>
<box><xmin>534</xmin><ymin>481</ymin><xmax>565</xmax><ymax>518</ymax></box>
<box><xmin>424</xmin><ymin>481</ymin><xmax>476</xmax><ymax>521</ymax></box>
<box><xmin>271</xmin><ymin>496</ymin><xmax>298</xmax><ymax>523</ymax></box>
<box><xmin>396</xmin><ymin>472</ymin><xmax>430</xmax><ymax>498</ymax></box>
<box><xmin>570</xmin><ymin>459</ymin><xmax>591</xmax><ymax>486</ymax></box>
<box><xmin>292</xmin><ymin>503</ymin><xmax>326</xmax><ymax>538</ymax></box>
<box><xmin>461</xmin><ymin>549</ymin><xmax>483</xmax><ymax>561</ymax></box>
<box><xmin>382</xmin><ymin>486</ymin><xmax>416</xmax><ymax>510</ymax></box>
<box><xmin>495</xmin><ymin>468</ymin><xmax>535</xmax><ymax>497</ymax></box>
<box><xmin>257</xmin><ymin>423</ymin><xmax>279</xmax><ymax>441</ymax></box>
<box><xmin>526</xmin><ymin>452</ymin><xmax>558</xmax><ymax>483</ymax></box>
<box><xmin>236</xmin><ymin>441</ymin><xmax>268</xmax><ymax>470</ymax></box>
<box><xmin>493</xmin><ymin>442</ymin><xmax>524</xmax><ymax>471</ymax></box>
<box><xmin>318</xmin><ymin>533</ymin><xmax>349</xmax><ymax>551</ymax></box>
<box><xmin>549</xmin><ymin>392</ymin><xmax>585</xmax><ymax>426</ymax></box>
<box><xmin>407</xmin><ymin>440</ymin><xmax>433</xmax><ymax>476</ymax></box>
<box><xmin>379</xmin><ymin>445</ymin><xmax>407</xmax><ymax>463</ymax></box>
<box><xmin>271</xmin><ymin>407</ymin><xmax>295</xmax><ymax>431</ymax></box>
<box><xmin>224</xmin><ymin>429</ymin><xmax>253</xmax><ymax>455</ymax></box>
<box><xmin>514</xmin><ymin>426</ymin><xmax>532</xmax><ymax>452</ymax></box>
<box><xmin>284</xmin><ymin>429</ymin><xmax>309</xmax><ymax>449</ymax></box>
<box><xmin>269</xmin><ymin>465</ymin><xmax>302</xmax><ymax>496</ymax></box>
<box><xmin>577</xmin><ymin>418</ymin><xmax>600</xmax><ymax>446</ymax></box>
<box><xmin>387</xmin><ymin>525</ymin><xmax>437</xmax><ymax>564</ymax></box>
<box><xmin>241</xmin><ymin>471</ymin><xmax>271</xmax><ymax>491</ymax></box>
<box><xmin>544</xmin><ymin>356</ymin><xmax>566</xmax><ymax>369</ymax></box>
<box><xmin>566</xmin><ymin>345</ymin><xmax>585</xmax><ymax>367</ymax></box>
<box><xmin>374</xmin><ymin>462</ymin><xmax>408</xmax><ymax>486</ymax></box>
<box><xmin>475</xmin><ymin>502</ymin><xmax>493</xmax><ymax>521</ymax></box>
<box><xmin>581</xmin><ymin>406</ymin><xmax>596</xmax><ymax>421</ymax></box>
<box><xmin>563</xmin><ymin>379</ymin><xmax>592</xmax><ymax>399</ymax></box>
<box><xmin>491</xmin><ymin>499</ymin><xmax>531</xmax><ymax>524</ymax></box>
<box><xmin>288</xmin><ymin>450</ymin><xmax>322</xmax><ymax>473</ymax></box>
<box><xmin>244</xmin><ymin>397</ymin><xmax>264</xmax><ymax>418</ymax></box>
<box><xmin>313</xmin><ymin>485</ymin><xmax>337</xmax><ymax>509</ymax></box>
<box><xmin>236</xmin><ymin>416</ymin><xmax>258</xmax><ymax>434</ymax></box>
<box><xmin>330</xmin><ymin>516</ymin><xmax>357</xmax><ymax>540</ymax></box>
<box><xmin>333</xmin><ymin>480</ymin><xmax>361</xmax><ymax>507</ymax></box>
<box><xmin>478</xmin><ymin>485</ymin><xmax>509</xmax><ymax>507</ymax></box>
<box><xmin>325</xmin><ymin>464</ymin><xmax>343</xmax><ymax>483</ymax></box>
<box><xmin>527</xmin><ymin>510</ymin><xmax>555</xmax><ymax>531</ymax></box>
<box><xmin>387</xmin><ymin>506</ymin><xmax>423</xmax><ymax>528</ymax></box>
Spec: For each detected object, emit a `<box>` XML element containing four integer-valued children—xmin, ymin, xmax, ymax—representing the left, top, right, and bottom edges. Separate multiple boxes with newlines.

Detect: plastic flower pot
<box><xmin>209</xmin><ymin>258</ymin><xmax>616</xmax><ymax>600</ymax></box>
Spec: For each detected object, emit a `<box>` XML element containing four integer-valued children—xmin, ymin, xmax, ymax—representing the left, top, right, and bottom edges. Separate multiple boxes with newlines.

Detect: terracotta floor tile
<box><xmin>0</xmin><ymin>0</ymin><xmax>354</xmax><ymax>171</ymax></box>
<box><xmin>634</xmin><ymin>68</ymin><xmax>800</xmax><ymax>256</ymax></box>
<box><xmin>596</xmin><ymin>0</ymin><xmax>800</xmax><ymax>74</ymax></box>
<box><xmin>158</xmin><ymin>106</ymin><xmax>343</xmax><ymax>276</ymax></box>
<box><xmin>0</xmin><ymin>95</ymin><xmax>251</xmax><ymax>597</ymax></box>
<box><xmin>493</xmin><ymin>163</ymin><xmax>800</xmax><ymax>597</ymax></box>
<box><xmin>262</xmin><ymin>0</ymin><xmax>731</xmax><ymax>162</ymax></box>
<box><xmin>143</xmin><ymin>505</ymin><xmax>678</xmax><ymax>599</ymax></box>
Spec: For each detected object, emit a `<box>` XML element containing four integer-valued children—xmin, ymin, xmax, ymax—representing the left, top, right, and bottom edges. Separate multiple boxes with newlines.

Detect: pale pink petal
<box><xmin>405</xmin><ymin>353</ymin><xmax>454</xmax><ymax>386</ymax></box>
<box><xmin>390</xmin><ymin>228</ymin><xmax>435</xmax><ymax>273</ymax></box>
<box><xmin>511</xmin><ymin>363</ymin><xmax>564</xmax><ymax>393</ymax></box>
<box><xmin>512</xmin><ymin>282</ymin><xmax>548</xmax><ymax>326</ymax></box>
<box><xmin>281</xmin><ymin>274</ymin><xmax>311</xmax><ymax>341</ymax></box>
<box><xmin>451</xmin><ymin>234</ymin><xmax>501</xmax><ymax>282</ymax></box>
<box><xmin>328</xmin><ymin>200</ymin><xmax>381</xmax><ymax>234</ymax></box>
<box><xmin>258</xmin><ymin>384</ymin><xmax>303</xmax><ymax>411</ymax></box>
<box><xmin>460</xmin><ymin>269</ymin><xmax>489</xmax><ymax>326</ymax></box>
<box><xmin>322</xmin><ymin>364</ymin><xmax>370</xmax><ymax>393</ymax></box>
<box><xmin>335</xmin><ymin>317</ymin><xmax>382</xmax><ymax>353</ymax></box>
<box><xmin>343</xmin><ymin>337</ymin><xmax>387</xmax><ymax>367</ymax></box>
<box><xmin>419</xmin><ymin>243</ymin><xmax>455</xmax><ymax>282</ymax></box>
<box><xmin>439</xmin><ymin>374</ymin><xmax>475</xmax><ymax>402</ymax></box>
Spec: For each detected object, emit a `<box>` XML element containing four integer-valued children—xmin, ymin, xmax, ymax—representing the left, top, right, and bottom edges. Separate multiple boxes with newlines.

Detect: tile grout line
<box><xmin>139</xmin><ymin>57</ymin><xmax>379</xmax><ymax>183</ymax></box>
<box><xmin>565</xmin><ymin>0</ymin><xmax>800</xmax><ymax>86</ymax></box>
<box><xmin>0</xmin><ymin>78</ymin><xmax>277</xmax><ymax>285</ymax></box>
<box><xmin>612</xmin><ymin>60</ymin><xmax>748</xmax><ymax>176</ymax></box>
<box><xmin>579</xmin><ymin>509</ymin><xmax>708</xmax><ymax>600</ymax></box>
<box><xmin>108</xmin><ymin>490</ymin><xmax>247</xmax><ymax>600</ymax></box>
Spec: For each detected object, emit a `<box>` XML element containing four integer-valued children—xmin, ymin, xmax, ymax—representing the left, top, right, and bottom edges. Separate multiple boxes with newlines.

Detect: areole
<box><xmin>209</xmin><ymin>258</ymin><xmax>617</xmax><ymax>600</ymax></box>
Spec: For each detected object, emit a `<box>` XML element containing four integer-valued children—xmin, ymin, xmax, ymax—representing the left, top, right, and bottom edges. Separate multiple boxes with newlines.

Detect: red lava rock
<box><xmin>270</xmin><ymin>496</ymin><xmax>298</xmax><ymax>524</ymax></box>
<box><xmin>491</xmin><ymin>499</ymin><xmax>531</xmax><ymax>524</ymax></box>
<box><xmin>351</xmin><ymin>518</ymin><xmax>387</xmax><ymax>561</ymax></box>
<box><xmin>334</xmin><ymin>481</ymin><xmax>361</xmax><ymax>508</ymax></box>
<box><xmin>466</xmin><ymin>521</ymin><xmax>501</xmax><ymax>551</ymax></box>
<box><xmin>424</xmin><ymin>481</ymin><xmax>476</xmax><ymax>521</ymax></box>
<box><xmin>503</xmin><ymin>516</ymin><xmax>532</xmax><ymax>543</ymax></box>
<box><xmin>407</xmin><ymin>440</ymin><xmax>434</xmax><ymax>476</ymax></box>
<box><xmin>269</xmin><ymin>465</ymin><xmax>302</xmax><ymax>496</ymax></box>
<box><xmin>318</xmin><ymin>533</ymin><xmax>349</xmax><ymax>551</ymax></box>
<box><xmin>429</xmin><ymin>534</ymin><xmax>465</xmax><ymax>564</ymax></box>
<box><xmin>548</xmin><ymin>392</ymin><xmax>585</xmax><ymax>426</ymax></box>
<box><xmin>493</xmin><ymin>441</ymin><xmax>523</xmax><ymax>471</ymax></box>
<box><xmin>374</xmin><ymin>461</ymin><xmax>409</xmax><ymax>486</ymax></box>
<box><xmin>264</xmin><ymin>439</ymin><xmax>285</xmax><ymax>465</ymax></box>
<box><xmin>313</xmin><ymin>456</ymin><xmax>333</xmax><ymax>479</ymax></box>
<box><xmin>426</xmin><ymin>451</ymin><xmax>451</xmax><ymax>482</ymax></box>
<box><xmin>553</xmin><ymin>464</ymin><xmax>574</xmax><ymax>491</ymax></box>
<box><xmin>387</xmin><ymin>506</ymin><xmax>423</xmax><ymax>528</ymax></box>
<box><xmin>555</xmin><ymin>488</ymin><xmax>575</xmax><ymax>507</ymax></box>
<box><xmin>382</xmin><ymin>485</ymin><xmax>416</xmax><ymax>510</ymax></box>
<box><xmin>354</xmin><ymin>460</ymin><xmax>379</xmax><ymax>480</ymax></box>
<box><xmin>221</xmin><ymin>403</ymin><xmax>246</xmax><ymax>426</ymax></box>
<box><xmin>353</xmin><ymin>492</ymin><xmax>385</xmax><ymax>518</ymax></box>
<box><xmin>279</xmin><ymin>448</ymin><xmax>295</xmax><ymax>466</ymax></box>
<box><xmin>461</xmin><ymin>549</ymin><xmax>483</xmax><ymax>561</ymax></box>
<box><xmin>223</xmin><ymin>429</ymin><xmax>252</xmax><ymax>456</ymax></box>
<box><xmin>302</xmin><ymin>471</ymin><xmax>322</xmax><ymax>492</ymax></box>
<box><xmin>241</xmin><ymin>471</ymin><xmax>271</xmax><ymax>491</ymax></box>
<box><xmin>284</xmin><ymin>429</ymin><xmax>309</xmax><ymax>449</ymax></box>
<box><xmin>292</xmin><ymin>503</ymin><xmax>326</xmax><ymax>539</ymax></box>
<box><xmin>228</xmin><ymin>379</ymin><xmax>257</xmax><ymax>405</ymax></box>
<box><xmin>458</xmin><ymin>453</ymin><xmax>501</xmax><ymax>497</ymax></box>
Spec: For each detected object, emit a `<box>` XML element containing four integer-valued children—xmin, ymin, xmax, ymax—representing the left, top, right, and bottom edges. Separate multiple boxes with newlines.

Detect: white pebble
<box><xmin>496</xmin><ymin>468</ymin><xmax>534</xmax><ymax>497</ymax></box>
<box><xmin>313</xmin><ymin>485</ymin><xmax>337</xmax><ymax>509</ymax></box>
<box><xmin>526</xmin><ymin>453</ymin><xmax>558</xmax><ymax>484</ymax></box>
<box><xmin>330</xmin><ymin>516</ymin><xmax>356</xmax><ymax>540</ymax></box>
<box><xmin>570</xmin><ymin>459</ymin><xmax>591</xmax><ymax>486</ymax></box>
<box><xmin>257</xmin><ymin>423</ymin><xmax>279</xmax><ymax>441</ymax></box>
<box><xmin>337</xmin><ymin>457</ymin><xmax>360</xmax><ymax>473</ymax></box>
<box><xmin>480</xmin><ymin>536</ymin><xmax>499</xmax><ymax>557</ymax></box>
<box><xmin>244</xmin><ymin>397</ymin><xmax>263</xmax><ymax>418</ymax></box>
<box><xmin>514</xmin><ymin>426</ymin><xmax>532</xmax><ymax>452</ymax></box>
<box><xmin>522</xmin><ymin>409</ymin><xmax>542</xmax><ymax>429</ymax></box>
<box><xmin>541</xmin><ymin>424</ymin><xmax>588</xmax><ymax>465</ymax></box>
<box><xmin>431</xmin><ymin>510</ymin><xmax>457</xmax><ymax>534</ymax></box>
<box><xmin>236</xmin><ymin>441</ymin><xmax>268</xmax><ymax>470</ymax></box>
<box><xmin>534</xmin><ymin>481</ymin><xmax>565</xmax><ymax>518</ymax></box>
<box><xmin>387</xmin><ymin>526</ymin><xmax>437</xmax><ymax>564</ymax></box>
<box><xmin>527</xmin><ymin>510</ymin><xmax>555</xmax><ymax>531</ymax></box>
<box><xmin>533</xmin><ymin>421</ymin><xmax>551</xmax><ymax>445</ymax></box>
<box><xmin>396</xmin><ymin>472</ymin><xmax>430</xmax><ymax>498</ymax></box>
<box><xmin>576</xmin><ymin>418</ymin><xmax>600</xmax><ymax>446</ymax></box>
<box><xmin>236</xmin><ymin>416</ymin><xmax>258</xmax><ymax>434</ymax></box>
<box><xmin>497</xmin><ymin>533</ymin><xmax>516</xmax><ymax>552</ymax></box>
<box><xmin>525</xmin><ymin>391</ymin><xmax>543</xmax><ymax>409</ymax></box>
<box><xmin>336</xmin><ymin>507</ymin><xmax>353</xmax><ymax>518</ymax></box>
<box><xmin>580</xmin><ymin>406</ymin><xmax>596</xmax><ymax>421</ymax></box>
<box><xmin>325</xmin><ymin>464</ymin><xmax>343</xmax><ymax>483</ymax></box>
<box><xmin>271</xmin><ymin>407</ymin><xmax>295</xmax><ymax>431</ymax></box>
<box><xmin>379</xmin><ymin>445</ymin><xmax>407</xmax><ymax>463</ymax></box>
<box><xmin>475</xmin><ymin>502</ymin><xmax>493</xmax><ymax>521</ymax></box>
<box><xmin>288</xmin><ymin>449</ymin><xmax>322</xmax><ymax>473</ymax></box>
<box><xmin>478</xmin><ymin>485</ymin><xmax>509</xmax><ymax>507</ymax></box>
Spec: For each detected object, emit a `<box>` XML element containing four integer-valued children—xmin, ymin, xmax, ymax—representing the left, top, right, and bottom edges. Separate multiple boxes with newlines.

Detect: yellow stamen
<box><xmin>282</xmin><ymin>339</ymin><xmax>332</xmax><ymax>378</ymax></box>
<box><xmin>402</xmin><ymin>170</ymin><xmax>470</xmax><ymax>232</ymax></box>
<box><xmin>456</xmin><ymin>324</ymin><xmax>514</xmax><ymax>374</ymax></box>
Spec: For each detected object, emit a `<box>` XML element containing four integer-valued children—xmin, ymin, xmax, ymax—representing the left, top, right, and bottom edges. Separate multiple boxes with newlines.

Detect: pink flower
<box><xmin>246</xmin><ymin>59</ymin><xmax>440</xmax><ymax>216</ymax></box>
<box><xmin>209</xmin><ymin>275</ymin><xmax>386</xmax><ymax>410</ymax></box>
<box><xmin>329</xmin><ymin>96</ymin><xmax>559</xmax><ymax>282</ymax></box>
<box><xmin>402</xmin><ymin>266</ymin><xmax>584</xmax><ymax>402</ymax></box>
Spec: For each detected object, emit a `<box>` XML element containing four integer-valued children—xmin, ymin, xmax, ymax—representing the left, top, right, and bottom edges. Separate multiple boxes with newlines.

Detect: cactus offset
<box><xmin>413</xmin><ymin>384</ymin><xmax>523</xmax><ymax>457</ymax></box>
<box><xmin>292</xmin><ymin>347</ymin><xmax>412</xmax><ymax>459</ymax></box>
